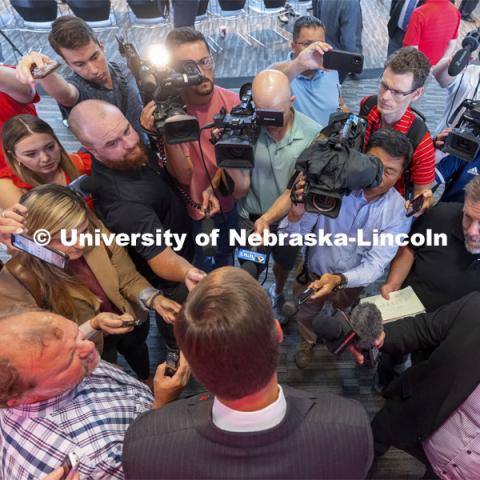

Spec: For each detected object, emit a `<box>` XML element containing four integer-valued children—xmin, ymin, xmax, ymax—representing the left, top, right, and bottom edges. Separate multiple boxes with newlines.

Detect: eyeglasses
<box><xmin>292</xmin><ymin>40</ymin><xmax>317</xmax><ymax>48</ymax></box>
<box><xmin>191</xmin><ymin>55</ymin><xmax>214</xmax><ymax>70</ymax></box>
<box><xmin>379</xmin><ymin>79</ymin><xmax>416</xmax><ymax>99</ymax></box>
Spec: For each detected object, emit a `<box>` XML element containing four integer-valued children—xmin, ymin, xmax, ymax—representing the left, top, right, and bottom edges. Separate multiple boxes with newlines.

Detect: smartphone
<box><xmin>11</xmin><ymin>233</ymin><xmax>69</xmax><ymax>269</ymax></box>
<box><xmin>406</xmin><ymin>194</ymin><xmax>425</xmax><ymax>217</ymax></box>
<box><xmin>122</xmin><ymin>318</ymin><xmax>144</xmax><ymax>327</ymax></box>
<box><xmin>59</xmin><ymin>451</ymin><xmax>80</xmax><ymax>480</ymax></box>
<box><xmin>165</xmin><ymin>347</ymin><xmax>180</xmax><ymax>377</ymax></box>
<box><xmin>32</xmin><ymin>62</ymin><xmax>60</xmax><ymax>79</ymax></box>
<box><xmin>298</xmin><ymin>288</ymin><xmax>315</xmax><ymax>305</ymax></box>
<box><xmin>323</xmin><ymin>49</ymin><xmax>364</xmax><ymax>74</ymax></box>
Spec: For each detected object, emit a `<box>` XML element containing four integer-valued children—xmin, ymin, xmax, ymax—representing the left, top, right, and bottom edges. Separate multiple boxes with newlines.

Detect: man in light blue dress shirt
<box><xmin>279</xmin><ymin>129</ymin><xmax>414</xmax><ymax>368</ymax></box>
<box><xmin>270</xmin><ymin>16</ymin><xmax>343</xmax><ymax>126</ymax></box>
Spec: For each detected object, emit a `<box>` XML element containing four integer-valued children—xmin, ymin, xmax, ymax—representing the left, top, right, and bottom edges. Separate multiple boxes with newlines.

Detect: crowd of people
<box><xmin>0</xmin><ymin>1</ymin><xmax>479</xmax><ymax>478</ymax></box>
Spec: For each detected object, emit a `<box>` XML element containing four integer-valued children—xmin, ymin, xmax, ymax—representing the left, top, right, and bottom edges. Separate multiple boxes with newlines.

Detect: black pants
<box><xmin>460</xmin><ymin>0</ymin><xmax>479</xmax><ymax>16</ymax></box>
<box><xmin>102</xmin><ymin>319</ymin><xmax>150</xmax><ymax>380</ymax></box>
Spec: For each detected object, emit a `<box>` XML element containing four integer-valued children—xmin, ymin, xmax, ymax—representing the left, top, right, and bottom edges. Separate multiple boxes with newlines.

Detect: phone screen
<box><xmin>406</xmin><ymin>194</ymin><xmax>425</xmax><ymax>217</ymax></box>
<box><xmin>11</xmin><ymin>234</ymin><xmax>69</xmax><ymax>269</ymax></box>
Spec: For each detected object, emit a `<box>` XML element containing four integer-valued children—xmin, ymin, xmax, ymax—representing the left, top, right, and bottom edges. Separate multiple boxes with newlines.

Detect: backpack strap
<box><xmin>359</xmin><ymin>95</ymin><xmax>378</xmax><ymax>119</ymax></box>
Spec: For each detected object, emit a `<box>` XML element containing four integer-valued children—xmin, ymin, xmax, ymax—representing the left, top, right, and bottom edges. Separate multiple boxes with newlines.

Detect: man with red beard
<box><xmin>68</xmin><ymin>100</ymin><xmax>213</xmax><ymax>350</ymax></box>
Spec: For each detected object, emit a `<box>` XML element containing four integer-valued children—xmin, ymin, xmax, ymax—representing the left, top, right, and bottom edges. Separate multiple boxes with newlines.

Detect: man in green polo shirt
<box><xmin>226</xmin><ymin>70</ymin><xmax>320</xmax><ymax>314</ymax></box>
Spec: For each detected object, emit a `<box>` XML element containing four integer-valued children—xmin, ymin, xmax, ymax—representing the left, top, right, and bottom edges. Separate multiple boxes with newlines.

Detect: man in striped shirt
<box><xmin>0</xmin><ymin>310</ymin><xmax>189</xmax><ymax>479</ymax></box>
<box><xmin>360</xmin><ymin>47</ymin><xmax>435</xmax><ymax>199</ymax></box>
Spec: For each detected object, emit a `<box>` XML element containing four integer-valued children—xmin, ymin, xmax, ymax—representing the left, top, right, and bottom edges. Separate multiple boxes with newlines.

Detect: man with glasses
<box><xmin>270</xmin><ymin>15</ymin><xmax>343</xmax><ymax>126</ymax></box>
<box><xmin>147</xmin><ymin>27</ymin><xmax>239</xmax><ymax>273</ymax></box>
<box><xmin>360</xmin><ymin>47</ymin><xmax>435</xmax><ymax>199</ymax></box>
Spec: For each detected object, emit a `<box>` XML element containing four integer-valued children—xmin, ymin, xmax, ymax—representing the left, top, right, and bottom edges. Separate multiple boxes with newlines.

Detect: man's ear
<box><xmin>99</xmin><ymin>42</ymin><xmax>105</xmax><ymax>53</ymax></box>
<box><xmin>274</xmin><ymin>319</ymin><xmax>283</xmax><ymax>343</ymax></box>
<box><xmin>290</xmin><ymin>95</ymin><xmax>296</xmax><ymax>105</ymax></box>
<box><xmin>411</xmin><ymin>86</ymin><xmax>424</xmax><ymax>103</ymax></box>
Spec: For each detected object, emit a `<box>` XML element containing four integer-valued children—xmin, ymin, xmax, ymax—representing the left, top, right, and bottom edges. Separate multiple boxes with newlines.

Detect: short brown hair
<box><xmin>464</xmin><ymin>175</ymin><xmax>480</xmax><ymax>203</ymax></box>
<box><xmin>384</xmin><ymin>47</ymin><xmax>431</xmax><ymax>90</ymax></box>
<box><xmin>175</xmin><ymin>267</ymin><xmax>279</xmax><ymax>400</ymax></box>
<box><xmin>165</xmin><ymin>27</ymin><xmax>210</xmax><ymax>52</ymax></box>
<box><xmin>49</xmin><ymin>15</ymin><xmax>98</xmax><ymax>57</ymax></box>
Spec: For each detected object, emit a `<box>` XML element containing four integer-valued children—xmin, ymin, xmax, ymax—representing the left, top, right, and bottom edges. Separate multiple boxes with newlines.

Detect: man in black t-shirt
<box><xmin>68</xmin><ymin>100</ymin><xmax>216</xmax><ymax>345</ymax></box>
<box><xmin>382</xmin><ymin>176</ymin><xmax>480</xmax><ymax>313</ymax></box>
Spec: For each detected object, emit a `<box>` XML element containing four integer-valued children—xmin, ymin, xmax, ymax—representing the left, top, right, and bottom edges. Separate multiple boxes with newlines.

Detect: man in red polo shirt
<box><xmin>360</xmin><ymin>47</ymin><xmax>434</xmax><ymax>198</ymax></box>
<box><xmin>402</xmin><ymin>0</ymin><xmax>461</xmax><ymax>66</ymax></box>
<box><xmin>0</xmin><ymin>65</ymin><xmax>39</xmax><ymax>169</ymax></box>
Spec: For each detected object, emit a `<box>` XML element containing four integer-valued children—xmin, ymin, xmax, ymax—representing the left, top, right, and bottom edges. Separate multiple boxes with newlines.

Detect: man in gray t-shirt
<box><xmin>16</xmin><ymin>16</ymin><xmax>144</xmax><ymax>137</ymax></box>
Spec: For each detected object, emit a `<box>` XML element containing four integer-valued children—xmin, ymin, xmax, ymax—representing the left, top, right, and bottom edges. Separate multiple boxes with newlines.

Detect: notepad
<box><xmin>360</xmin><ymin>286</ymin><xmax>426</xmax><ymax>323</ymax></box>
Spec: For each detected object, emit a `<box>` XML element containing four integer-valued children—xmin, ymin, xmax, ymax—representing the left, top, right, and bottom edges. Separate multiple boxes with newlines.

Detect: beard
<box><xmin>101</xmin><ymin>142</ymin><xmax>148</xmax><ymax>171</ymax></box>
<box><xmin>465</xmin><ymin>236</ymin><xmax>480</xmax><ymax>254</ymax></box>
<box><xmin>192</xmin><ymin>78</ymin><xmax>214</xmax><ymax>97</ymax></box>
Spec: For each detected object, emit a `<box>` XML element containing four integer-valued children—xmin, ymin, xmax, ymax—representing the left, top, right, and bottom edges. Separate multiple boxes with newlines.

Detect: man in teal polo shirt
<box><xmin>271</xmin><ymin>16</ymin><xmax>342</xmax><ymax>126</ymax></box>
<box><xmin>225</xmin><ymin>70</ymin><xmax>320</xmax><ymax>313</ymax></box>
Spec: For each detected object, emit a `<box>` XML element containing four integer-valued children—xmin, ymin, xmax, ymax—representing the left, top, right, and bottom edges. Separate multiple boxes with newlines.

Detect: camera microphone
<box><xmin>448</xmin><ymin>29</ymin><xmax>480</xmax><ymax>77</ymax></box>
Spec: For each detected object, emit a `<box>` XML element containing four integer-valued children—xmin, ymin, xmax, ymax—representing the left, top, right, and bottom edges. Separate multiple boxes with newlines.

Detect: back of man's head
<box><xmin>384</xmin><ymin>47</ymin><xmax>431</xmax><ymax>90</ymax></box>
<box><xmin>366</xmin><ymin>128</ymin><xmax>413</xmax><ymax>169</ymax></box>
<box><xmin>165</xmin><ymin>27</ymin><xmax>209</xmax><ymax>52</ymax></box>
<box><xmin>49</xmin><ymin>15</ymin><xmax>98</xmax><ymax>57</ymax></box>
<box><xmin>464</xmin><ymin>175</ymin><xmax>480</xmax><ymax>204</ymax></box>
<box><xmin>175</xmin><ymin>267</ymin><xmax>279</xmax><ymax>401</ymax></box>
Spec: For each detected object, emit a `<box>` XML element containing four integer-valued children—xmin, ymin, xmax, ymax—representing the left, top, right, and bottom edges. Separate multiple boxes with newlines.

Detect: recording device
<box><xmin>59</xmin><ymin>451</ymin><xmax>80</xmax><ymax>480</ymax></box>
<box><xmin>210</xmin><ymin>83</ymin><xmax>283</xmax><ymax>168</ymax></box>
<box><xmin>313</xmin><ymin>303</ymin><xmax>383</xmax><ymax>368</ymax></box>
<box><xmin>291</xmin><ymin>111</ymin><xmax>383</xmax><ymax>218</ymax></box>
<box><xmin>32</xmin><ymin>61</ymin><xmax>60</xmax><ymax>79</ymax></box>
<box><xmin>297</xmin><ymin>287</ymin><xmax>315</xmax><ymax>305</ymax></box>
<box><xmin>11</xmin><ymin>233</ymin><xmax>69</xmax><ymax>269</ymax></box>
<box><xmin>323</xmin><ymin>49</ymin><xmax>364</xmax><ymax>74</ymax></box>
<box><xmin>448</xmin><ymin>28</ymin><xmax>480</xmax><ymax>77</ymax></box>
<box><xmin>122</xmin><ymin>318</ymin><xmax>144</xmax><ymax>327</ymax></box>
<box><xmin>201</xmin><ymin>211</ymin><xmax>217</xmax><ymax>258</ymax></box>
<box><xmin>67</xmin><ymin>174</ymin><xmax>100</xmax><ymax>197</ymax></box>
<box><xmin>117</xmin><ymin>37</ymin><xmax>202</xmax><ymax>144</ymax></box>
<box><xmin>444</xmin><ymin>99</ymin><xmax>480</xmax><ymax>162</ymax></box>
<box><xmin>406</xmin><ymin>193</ymin><xmax>425</xmax><ymax>217</ymax></box>
<box><xmin>165</xmin><ymin>347</ymin><xmax>180</xmax><ymax>377</ymax></box>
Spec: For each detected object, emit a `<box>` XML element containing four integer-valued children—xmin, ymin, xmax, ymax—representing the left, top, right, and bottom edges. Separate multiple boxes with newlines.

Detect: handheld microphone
<box><xmin>448</xmin><ymin>29</ymin><xmax>480</xmax><ymax>77</ymax></box>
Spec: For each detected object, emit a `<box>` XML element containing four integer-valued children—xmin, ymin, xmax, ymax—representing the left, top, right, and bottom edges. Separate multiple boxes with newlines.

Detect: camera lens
<box><xmin>311</xmin><ymin>194</ymin><xmax>337</xmax><ymax>213</ymax></box>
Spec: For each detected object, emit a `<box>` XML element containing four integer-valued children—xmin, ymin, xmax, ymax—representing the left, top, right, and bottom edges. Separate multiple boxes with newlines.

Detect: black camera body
<box><xmin>292</xmin><ymin>111</ymin><xmax>383</xmax><ymax>218</ymax></box>
<box><xmin>117</xmin><ymin>37</ymin><xmax>202</xmax><ymax>144</ymax></box>
<box><xmin>212</xmin><ymin>83</ymin><xmax>283</xmax><ymax>169</ymax></box>
<box><xmin>444</xmin><ymin>99</ymin><xmax>480</xmax><ymax>162</ymax></box>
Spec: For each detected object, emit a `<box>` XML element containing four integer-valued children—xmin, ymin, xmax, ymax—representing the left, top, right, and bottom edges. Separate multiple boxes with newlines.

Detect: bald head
<box><xmin>252</xmin><ymin>69</ymin><xmax>292</xmax><ymax>111</ymax></box>
<box><xmin>68</xmin><ymin>99</ymin><xmax>124</xmax><ymax>146</ymax></box>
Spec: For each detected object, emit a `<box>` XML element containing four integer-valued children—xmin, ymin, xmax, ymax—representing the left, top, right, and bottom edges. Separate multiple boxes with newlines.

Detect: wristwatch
<box><xmin>332</xmin><ymin>273</ymin><xmax>348</xmax><ymax>291</ymax></box>
<box><xmin>139</xmin><ymin>287</ymin><xmax>162</xmax><ymax>310</ymax></box>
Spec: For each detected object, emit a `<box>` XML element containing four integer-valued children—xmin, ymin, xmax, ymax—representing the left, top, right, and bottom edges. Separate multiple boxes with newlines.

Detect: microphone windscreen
<box><xmin>240</xmin><ymin>261</ymin><xmax>259</xmax><ymax>279</ymax></box>
<box><xmin>79</xmin><ymin>175</ymin><xmax>100</xmax><ymax>194</ymax></box>
<box><xmin>448</xmin><ymin>49</ymin><xmax>470</xmax><ymax>77</ymax></box>
<box><xmin>350</xmin><ymin>303</ymin><xmax>383</xmax><ymax>349</ymax></box>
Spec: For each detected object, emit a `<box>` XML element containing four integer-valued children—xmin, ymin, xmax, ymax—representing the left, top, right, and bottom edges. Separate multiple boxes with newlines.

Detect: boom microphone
<box><xmin>448</xmin><ymin>29</ymin><xmax>480</xmax><ymax>77</ymax></box>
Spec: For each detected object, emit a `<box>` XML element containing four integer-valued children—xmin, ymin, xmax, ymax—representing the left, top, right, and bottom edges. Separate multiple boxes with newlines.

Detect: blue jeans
<box><xmin>192</xmin><ymin>207</ymin><xmax>239</xmax><ymax>273</ymax></box>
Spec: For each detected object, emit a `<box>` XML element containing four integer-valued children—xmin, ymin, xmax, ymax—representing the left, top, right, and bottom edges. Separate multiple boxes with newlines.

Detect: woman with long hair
<box><xmin>0</xmin><ymin>184</ymin><xmax>181</xmax><ymax>382</ymax></box>
<box><xmin>0</xmin><ymin>114</ymin><xmax>91</xmax><ymax>209</ymax></box>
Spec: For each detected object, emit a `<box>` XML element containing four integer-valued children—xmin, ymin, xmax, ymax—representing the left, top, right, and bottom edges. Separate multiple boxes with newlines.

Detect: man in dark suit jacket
<box><xmin>123</xmin><ymin>267</ymin><xmax>373</xmax><ymax>479</ymax></box>
<box><xmin>353</xmin><ymin>292</ymin><xmax>480</xmax><ymax>478</ymax></box>
<box><xmin>388</xmin><ymin>0</ymin><xmax>424</xmax><ymax>57</ymax></box>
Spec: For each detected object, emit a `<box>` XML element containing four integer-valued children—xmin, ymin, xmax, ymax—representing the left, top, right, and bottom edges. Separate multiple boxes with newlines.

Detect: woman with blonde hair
<box><xmin>0</xmin><ymin>114</ymin><xmax>91</xmax><ymax>209</ymax></box>
<box><xmin>0</xmin><ymin>184</ymin><xmax>181</xmax><ymax>382</ymax></box>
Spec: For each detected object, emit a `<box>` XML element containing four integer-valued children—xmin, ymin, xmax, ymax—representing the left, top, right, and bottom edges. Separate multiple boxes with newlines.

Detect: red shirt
<box><xmin>0</xmin><ymin>152</ymin><xmax>92</xmax><ymax>189</ymax></box>
<box><xmin>403</xmin><ymin>0</ymin><xmax>461</xmax><ymax>65</ymax></box>
<box><xmin>361</xmin><ymin>96</ymin><xmax>435</xmax><ymax>196</ymax></box>
<box><xmin>181</xmin><ymin>86</ymin><xmax>239</xmax><ymax>220</ymax></box>
<box><xmin>0</xmin><ymin>66</ymin><xmax>40</xmax><ymax>169</ymax></box>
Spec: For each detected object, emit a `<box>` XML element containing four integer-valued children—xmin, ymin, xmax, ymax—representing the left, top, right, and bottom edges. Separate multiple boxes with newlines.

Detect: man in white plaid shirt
<box><xmin>0</xmin><ymin>310</ymin><xmax>189</xmax><ymax>479</ymax></box>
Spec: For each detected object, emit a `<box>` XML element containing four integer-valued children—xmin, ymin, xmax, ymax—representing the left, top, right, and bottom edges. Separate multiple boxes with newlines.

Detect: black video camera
<box><xmin>117</xmin><ymin>37</ymin><xmax>202</xmax><ymax>144</ymax></box>
<box><xmin>444</xmin><ymin>99</ymin><xmax>480</xmax><ymax>162</ymax></box>
<box><xmin>212</xmin><ymin>83</ymin><xmax>283</xmax><ymax>169</ymax></box>
<box><xmin>291</xmin><ymin>111</ymin><xmax>383</xmax><ymax>218</ymax></box>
